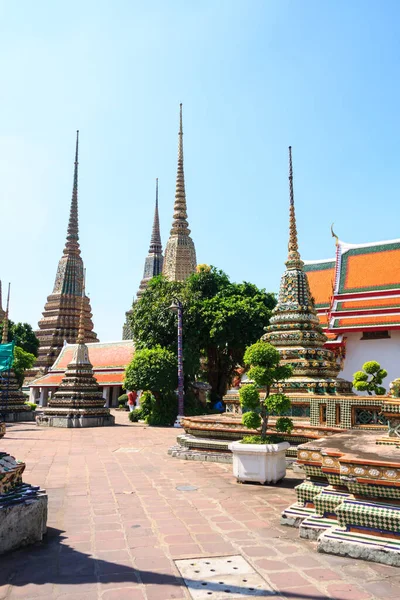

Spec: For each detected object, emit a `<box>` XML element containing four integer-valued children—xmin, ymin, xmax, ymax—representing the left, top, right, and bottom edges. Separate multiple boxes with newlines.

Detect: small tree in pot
<box><xmin>229</xmin><ymin>341</ymin><xmax>294</xmax><ymax>484</ymax></box>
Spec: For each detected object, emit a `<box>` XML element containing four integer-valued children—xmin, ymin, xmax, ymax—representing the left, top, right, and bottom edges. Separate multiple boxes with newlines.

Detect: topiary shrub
<box><xmin>239</xmin><ymin>341</ymin><xmax>294</xmax><ymax>444</ymax></box>
<box><xmin>24</xmin><ymin>401</ymin><xmax>37</xmax><ymax>411</ymax></box>
<box><xmin>118</xmin><ymin>393</ymin><xmax>128</xmax><ymax>409</ymax></box>
<box><xmin>128</xmin><ymin>408</ymin><xmax>142</xmax><ymax>422</ymax></box>
<box><xmin>353</xmin><ymin>361</ymin><xmax>387</xmax><ymax>395</ymax></box>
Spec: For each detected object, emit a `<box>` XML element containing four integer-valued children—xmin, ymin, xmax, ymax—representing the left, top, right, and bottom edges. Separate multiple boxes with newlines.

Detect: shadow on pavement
<box><xmin>0</xmin><ymin>527</ymin><xmax>346</xmax><ymax>599</ymax></box>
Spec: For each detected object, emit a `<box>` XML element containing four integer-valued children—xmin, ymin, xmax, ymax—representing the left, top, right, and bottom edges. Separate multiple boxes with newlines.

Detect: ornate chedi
<box><xmin>35</xmin><ymin>131</ymin><xmax>98</xmax><ymax>373</ymax></box>
<box><xmin>0</xmin><ymin>420</ymin><xmax>47</xmax><ymax>554</ymax></box>
<box><xmin>36</xmin><ymin>283</ymin><xmax>114</xmax><ymax>428</ymax></box>
<box><xmin>262</xmin><ymin>147</ymin><xmax>352</xmax><ymax>398</ymax></box>
<box><xmin>163</xmin><ymin>104</ymin><xmax>197</xmax><ymax>282</ymax></box>
<box><xmin>122</xmin><ymin>179</ymin><xmax>164</xmax><ymax>339</ymax></box>
<box><xmin>0</xmin><ymin>287</ymin><xmax>34</xmax><ymax>422</ymax></box>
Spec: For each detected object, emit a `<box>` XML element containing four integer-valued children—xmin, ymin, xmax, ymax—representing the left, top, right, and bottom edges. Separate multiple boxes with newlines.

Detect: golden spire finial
<box><xmin>2</xmin><ymin>283</ymin><xmax>11</xmax><ymax>344</ymax></box>
<box><xmin>286</xmin><ymin>147</ymin><xmax>303</xmax><ymax>269</ymax></box>
<box><xmin>77</xmin><ymin>270</ymin><xmax>86</xmax><ymax>344</ymax></box>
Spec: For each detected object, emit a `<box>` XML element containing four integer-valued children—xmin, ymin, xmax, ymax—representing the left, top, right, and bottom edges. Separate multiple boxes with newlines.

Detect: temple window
<box><xmin>361</xmin><ymin>330</ymin><xmax>390</xmax><ymax>340</ymax></box>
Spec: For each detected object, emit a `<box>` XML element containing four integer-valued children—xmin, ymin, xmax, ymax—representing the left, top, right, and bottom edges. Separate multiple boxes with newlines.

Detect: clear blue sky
<box><xmin>1</xmin><ymin>0</ymin><xmax>400</xmax><ymax>341</ymax></box>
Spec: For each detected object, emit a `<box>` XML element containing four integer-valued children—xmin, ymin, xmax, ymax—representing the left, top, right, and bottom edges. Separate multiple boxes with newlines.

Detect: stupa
<box><xmin>0</xmin><ymin>285</ymin><xmax>34</xmax><ymax>422</ymax></box>
<box><xmin>174</xmin><ymin>148</ymin><xmax>387</xmax><ymax>461</ymax></box>
<box><xmin>262</xmin><ymin>147</ymin><xmax>352</xmax><ymax>397</ymax></box>
<box><xmin>122</xmin><ymin>178</ymin><xmax>164</xmax><ymax>339</ymax></box>
<box><xmin>0</xmin><ymin>282</ymin><xmax>6</xmax><ymax>323</ymax></box>
<box><xmin>36</xmin><ymin>281</ymin><xmax>114</xmax><ymax>428</ymax></box>
<box><xmin>35</xmin><ymin>131</ymin><xmax>98</xmax><ymax>373</ymax></box>
<box><xmin>163</xmin><ymin>104</ymin><xmax>197</xmax><ymax>282</ymax></box>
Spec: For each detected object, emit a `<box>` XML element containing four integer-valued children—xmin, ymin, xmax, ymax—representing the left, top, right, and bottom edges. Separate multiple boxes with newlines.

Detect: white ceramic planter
<box><xmin>228</xmin><ymin>440</ymin><xmax>290</xmax><ymax>484</ymax></box>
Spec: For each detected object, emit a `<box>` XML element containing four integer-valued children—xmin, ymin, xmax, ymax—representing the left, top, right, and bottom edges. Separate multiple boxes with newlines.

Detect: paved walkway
<box><xmin>1</xmin><ymin>411</ymin><xmax>399</xmax><ymax>600</ymax></box>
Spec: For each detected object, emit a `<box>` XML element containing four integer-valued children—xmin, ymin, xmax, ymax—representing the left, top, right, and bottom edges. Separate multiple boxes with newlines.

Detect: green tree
<box><xmin>0</xmin><ymin>321</ymin><xmax>39</xmax><ymax>357</ymax></box>
<box><xmin>124</xmin><ymin>346</ymin><xmax>177</xmax><ymax>398</ymax></box>
<box><xmin>353</xmin><ymin>361</ymin><xmax>387</xmax><ymax>395</ymax></box>
<box><xmin>13</xmin><ymin>346</ymin><xmax>36</xmax><ymax>388</ymax></box>
<box><xmin>239</xmin><ymin>341</ymin><xmax>294</xmax><ymax>442</ymax></box>
<box><xmin>129</xmin><ymin>267</ymin><xmax>276</xmax><ymax>400</ymax></box>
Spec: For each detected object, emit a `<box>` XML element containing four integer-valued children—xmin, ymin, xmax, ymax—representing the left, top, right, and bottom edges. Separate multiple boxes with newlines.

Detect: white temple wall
<box><xmin>340</xmin><ymin>330</ymin><xmax>400</xmax><ymax>393</ymax></box>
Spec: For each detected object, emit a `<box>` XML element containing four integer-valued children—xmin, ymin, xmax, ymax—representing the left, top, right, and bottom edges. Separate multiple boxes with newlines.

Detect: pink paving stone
<box><xmin>305</xmin><ymin>567</ymin><xmax>343</xmax><ymax>582</ymax></box>
<box><xmin>8</xmin><ymin>583</ymin><xmax>55</xmax><ymax>598</ymax></box>
<box><xmin>101</xmin><ymin>589</ymin><xmax>145</xmax><ymax>600</ymax></box>
<box><xmin>255</xmin><ymin>558</ymin><xmax>290</xmax><ymax>571</ymax></box>
<box><xmin>95</xmin><ymin>530</ymin><xmax>125</xmax><ymax>541</ymax></box>
<box><xmin>144</xmin><ymin>583</ymin><xmax>187</xmax><ymax>600</ymax></box>
<box><xmin>167</xmin><ymin>544</ymin><xmax>203</xmax><ymax>558</ymax></box>
<box><xmin>267</xmin><ymin>571</ymin><xmax>310</xmax><ymax>588</ymax></box>
<box><xmin>127</xmin><ymin>536</ymin><xmax>160</xmax><ymax>548</ymax></box>
<box><xmin>288</xmin><ymin>555</ymin><xmax>324</xmax><ymax>569</ymax></box>
<box><xmin>273</xmin><ymin>585</ymin><xmax>330</xmax><ymax>599</ymax></box>
<box><xmin>95</xmin><ymin>537</ymin><xmax>128</xmax><ymax>551</ymax></box>
<box><xmin>243</xmin><ymin>545</ymin><xmax>279</xmax><ymax>558</ymax></box>
<box><xmin>362</xmin><ymin>580</ymin><xmax>400</xmax><ymax>598</ymax></box>
<box><xmin>326</xmin><ymin>583</ymin><xmax>373</xmax><ymax>600</ymax></box>
<box><xmin>164</xmin><ymin>534</ymin><xmax>196</xmax><ymax>545</ymax></box>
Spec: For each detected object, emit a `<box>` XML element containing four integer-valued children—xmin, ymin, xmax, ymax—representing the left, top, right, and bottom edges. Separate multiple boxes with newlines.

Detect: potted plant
<box><xmin>229</xmin><ymin>341</ymin><xmax>294</xmax><ymax>484</ymax></box>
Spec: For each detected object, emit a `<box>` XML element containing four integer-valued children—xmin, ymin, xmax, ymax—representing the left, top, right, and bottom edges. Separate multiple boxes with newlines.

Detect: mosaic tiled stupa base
<box><xmin>0</xmin><ymin>422</ymin><xmax>47</xmax><ymax>554</ymax></box>
<box><xmin>36</xmin><ymin>328</ymin><xmax>114</xmax><ymax>428</ymax></box>
<box><xmin>281</xmin><ymin>431</ymin><xmax>400</xmax><ymax>566</ymax></box>
<box><xmin>0</xmin><ymin>369</ymin><xmax>35</xmax><ymax>422</ymax></box>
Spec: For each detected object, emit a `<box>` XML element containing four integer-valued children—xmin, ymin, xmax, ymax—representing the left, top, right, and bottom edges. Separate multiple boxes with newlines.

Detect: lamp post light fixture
<box><xmin>168</xmin><ymin>299</ymin><xmax>184</xmax><ymax>427</ymax></box>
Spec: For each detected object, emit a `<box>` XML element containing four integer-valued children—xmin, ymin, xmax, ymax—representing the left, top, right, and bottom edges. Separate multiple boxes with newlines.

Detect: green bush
<box><xmin>128</xmin><ymin>409</ymin><xmax>142</xmax><ymax>422</ymax></box>
<box><xmin>239</xmin><ymin>341</ymin><xmax>293</xmax><ymax>443</ymax></box>
<box><xmin>353</xmin><ymin>361</ymin><xmax>387</xmax><ymax>395</ymax></box>
<box><xmin>118</xmin><ymin>393</ymin><xmax>128</xmax><ymax>408</ymax></box>
<box><xmin>24</xmin><ymin>401</ymin><xmax>37</xmax><ymax>411</ymax></box>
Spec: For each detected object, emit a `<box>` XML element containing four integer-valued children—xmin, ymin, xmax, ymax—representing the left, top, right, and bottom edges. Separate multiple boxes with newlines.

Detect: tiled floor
<box><xmin>1</xmin><ymin>411</ymin><xmax>399</xmax><ymax>600</ymax></box>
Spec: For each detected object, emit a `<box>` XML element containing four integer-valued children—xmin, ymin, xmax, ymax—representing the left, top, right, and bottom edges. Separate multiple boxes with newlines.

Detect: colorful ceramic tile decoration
<box><xmin>34</xmin><ymin>131</ymin><xmax>98</xmax><ymax>374</ymax></box>
<box><xmin>281</xmin><ymin>429</ymin><xmax>400</xmax><ymax>566</ymax></box>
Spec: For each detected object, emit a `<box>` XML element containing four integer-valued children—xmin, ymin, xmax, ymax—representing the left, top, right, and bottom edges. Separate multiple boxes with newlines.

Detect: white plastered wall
<box><xmin>340</xmin><ymin>330</ymin><xmax>400</xmax><ymax>393</ymax></box>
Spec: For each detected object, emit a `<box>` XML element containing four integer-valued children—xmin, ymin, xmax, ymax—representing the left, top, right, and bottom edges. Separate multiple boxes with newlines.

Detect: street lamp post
<box><xmin>169</xmin><ymin>299</ymin><xmax>184</xmax><ymax>427</ymax></box>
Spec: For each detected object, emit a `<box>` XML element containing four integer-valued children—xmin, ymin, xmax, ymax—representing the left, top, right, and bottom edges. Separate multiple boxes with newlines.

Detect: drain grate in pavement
<box><xmin>114</xmin><ymin>447</ymin><xmax>141</xmax><ymax>453</ymax></box>
<box><xmin>176</xmin><ymin>484</ymin><xmax>198</xmax><ymax>491</ymax></box>
<box><xmin>175</xmin><ymin>555</ymin><xmax>275</xmax><ymax>599</ymax></box>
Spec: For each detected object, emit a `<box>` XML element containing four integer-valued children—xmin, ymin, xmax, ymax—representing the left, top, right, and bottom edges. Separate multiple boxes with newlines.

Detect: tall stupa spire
<box><xmin>286</xmin><ymin>146</ymin><xmax>303</xmax><ymax>270</ymax></box>
<box><xmin>263</xmin><ymin>146</ymin><xmax>352</xmax><ymax>395</ymax></box>
<box><xmin>0</xmin><ymin>281</ymin><xmax>5</xmax><ymax>322</ymax></box>
<box><xmin>1</xmin><ymin>283</ymin><xmax>10</xmax><ymax>344</ymax></box>
<box><xmin>122</xmin><ymin>179</ymin><xmax>164</xmax><ymax>338</ymax></box>
<box><xmin>163</xmin><ymin>104</ymin><xmax>197</xmax><ymax>281</ymax></box>
<box><xmin>35</xmin><ymin>131</ymin><xmax>98</xmax><ymax>372</ymax></box>
<box><xmin>149</xmin><ymin>178</ymin><xmax>162</xmax><ymax>254</ymax></box>
<box><xmin>64</xmin><ymin>130</ymin><xmax>80</xmax><ymax>257</ymax></box>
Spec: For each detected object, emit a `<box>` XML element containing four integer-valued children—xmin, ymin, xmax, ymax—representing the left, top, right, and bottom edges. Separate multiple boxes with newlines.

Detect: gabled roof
<box><xmin>303</xmin><ymin>260</ymin><xmax>335</xmax><ymax>308</ymax></box>
<box><xmin>305</xmin><ymin>237</ymin><xmax>400</xmax><ymax>334</ymax></box>
<box><xmin>30</xmin><ymin>340</ymin><xmax>134</xmax><ymax>388</ymax></box>
<box><xmin>52</xmin><ymin>340</ymin><xmax>134</xmax><ymax>370</ymax></box>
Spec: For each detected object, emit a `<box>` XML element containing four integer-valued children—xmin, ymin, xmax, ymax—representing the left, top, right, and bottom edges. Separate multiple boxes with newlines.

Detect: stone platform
<box><xmin>281</xmin><ymin>431</ymin><xmax>400</xmax><ymax>566</ymax></box>
<box><xmin>1</xmin><ymin>409</ymin><xmax>35</xmax><ymax>422</ymax></box>
<box><xmin>36</xmin><ymin>409</ymin><xmax>115</xmax><ymax>428</ymax></box>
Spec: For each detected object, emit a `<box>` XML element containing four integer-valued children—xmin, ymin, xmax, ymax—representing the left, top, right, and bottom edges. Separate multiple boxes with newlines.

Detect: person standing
<box><xmin>127</xmin><ymin>390</ymin><xmax>138</xmax><ymax>412</ymax></box>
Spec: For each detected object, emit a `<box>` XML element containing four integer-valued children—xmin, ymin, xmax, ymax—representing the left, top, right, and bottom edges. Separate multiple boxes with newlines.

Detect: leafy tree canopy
<box><xmin>13</xmin><ymin>346</ymin><xmax>36</xmax><ymax>388</ymax></box>
<box><xmin>129</xmin><ymin>267</ymin><xmax>276</xmax><ymax>400</ymax></box>
<box><xmin>124</xmin><ymin>346</ymin><xmax>177</xmax><ymax>396</ymax></box>
<box><xmin>353</xmin><ymin>360</ymin><xmax>387</xmax><ymax>396</ymax></box>
<box><xmin>0</xmin><ymin>320</ymin><xmax>39</xmax><ymax>357</ymax></box>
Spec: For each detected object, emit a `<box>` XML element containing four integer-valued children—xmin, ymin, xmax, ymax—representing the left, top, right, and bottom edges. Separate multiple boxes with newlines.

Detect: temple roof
<box><xmin>304</xmin><ymin>237</ymin><xmax>400</xmax><ymax>333</ymax></box>
<box><xmin>30</xmin><ymin>340</ymin><xmax>134</xmax><ymax>388</ymax></box>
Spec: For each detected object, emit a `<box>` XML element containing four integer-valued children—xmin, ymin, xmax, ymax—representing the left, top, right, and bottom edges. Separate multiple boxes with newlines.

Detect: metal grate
<box><xmin>175</xmin><ymin>555</ymin><xmax>275</xmax><ymax>599</ymax></box>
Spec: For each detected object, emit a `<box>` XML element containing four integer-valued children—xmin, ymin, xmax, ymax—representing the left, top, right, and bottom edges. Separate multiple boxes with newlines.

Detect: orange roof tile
<box><xmin>334</xmin><ymin>314</ymin><xmax>400</xmax><ymax>329</ymax></box>
<box><xmin>32</xmin><ymin>370</ymin><xmax>125</xmax><ymax>387</ymax></box>
<box><xmin>339</xmin><ymin>243</ymin><xmax>400</xmax><ymax>294</ymax></box>
<box><xmin>304</xmin><ymin>262</ymin><xmax>335</xmax><ymax>308</ymax></box>
<box><xmin>53</xmin><ymin>341</ymin><xmax>134</xmax><ymax>370</ymax></box>
<box><xmin>338</xmin><ymin>297</ymin><xmax>400</xmax><ymax>311</ymax></box>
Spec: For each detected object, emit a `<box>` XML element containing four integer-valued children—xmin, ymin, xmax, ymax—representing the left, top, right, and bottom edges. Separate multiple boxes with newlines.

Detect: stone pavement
<box><xmin>1</xmin><ymin>411</ymin><xmax>399</xmax><ymax>600</ymax></box>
